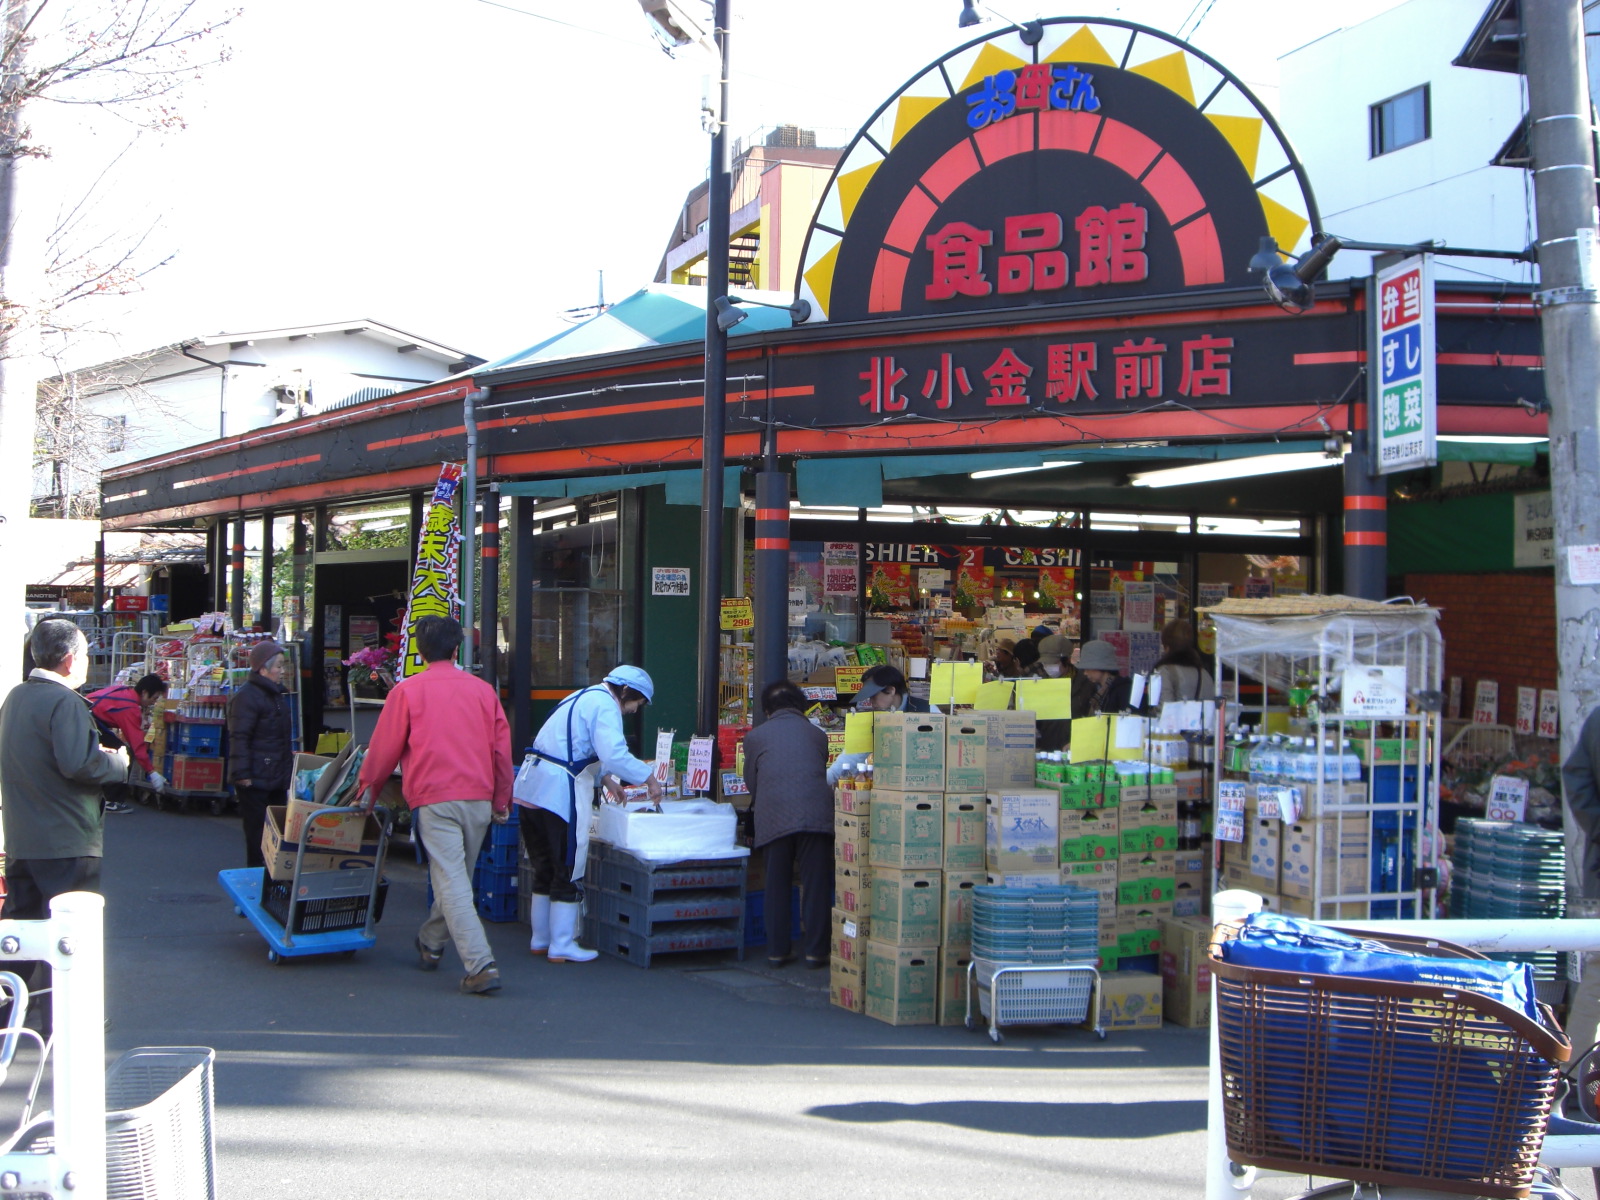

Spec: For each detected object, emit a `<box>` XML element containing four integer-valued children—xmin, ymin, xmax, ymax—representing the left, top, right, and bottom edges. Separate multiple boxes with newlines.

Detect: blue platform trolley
<box><xmin>218</xmin><ymin>805</ymin><xmax>391</xmax><ymax>964</ymax></box>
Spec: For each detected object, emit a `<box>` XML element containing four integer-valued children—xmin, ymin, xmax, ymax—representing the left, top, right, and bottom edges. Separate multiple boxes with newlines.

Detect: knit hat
<box><xmin>250</xmin><ymin>641</ymin><xmax>284</xmax><ymax>671</ymax></box>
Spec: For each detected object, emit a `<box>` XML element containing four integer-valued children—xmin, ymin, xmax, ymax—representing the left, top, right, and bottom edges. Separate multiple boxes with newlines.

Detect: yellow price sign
<box><xmin>835</xmin><ymin>664</ymin><xmax>869</xmax><ymax>694</ymax></box>
<box><xmin>719</xmin><ymin>597</ymin><xmax>754</xmax><ymax>631</ymax></box>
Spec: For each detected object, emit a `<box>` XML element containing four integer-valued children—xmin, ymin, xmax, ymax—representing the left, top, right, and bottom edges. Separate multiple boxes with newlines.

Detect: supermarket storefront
<box><xmin>97</xmin><ymin>18</ymin><xmax>1546</xmax><ymax>746</ymax></box>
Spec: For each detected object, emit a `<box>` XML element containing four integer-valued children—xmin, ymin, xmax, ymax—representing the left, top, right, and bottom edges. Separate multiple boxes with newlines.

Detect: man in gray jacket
<box><xmin>0</xmin><ymin>620</ymin><xmax>128</xmax><ymax>975</ymax></box>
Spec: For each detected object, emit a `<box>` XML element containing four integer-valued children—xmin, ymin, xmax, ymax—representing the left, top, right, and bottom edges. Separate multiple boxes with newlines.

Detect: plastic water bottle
<box><xmin>1340</xmin><ymin>739</ymin><xmax>1364</xmax><ymax>782</ymax></box>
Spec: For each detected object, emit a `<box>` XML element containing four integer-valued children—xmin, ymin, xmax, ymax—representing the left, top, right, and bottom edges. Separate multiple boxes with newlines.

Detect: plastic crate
<box><xmin>168</xmin><ymin>724</ymin><xmax>223</xmax><ymax>757</ymax></box>
<box><xmin>261</xmin><ymin>876</ymin><xmax>387</xmax><ymax>933</ymax></box>
<box><xmin>1211</xmin><ymin>928</ymin><xmax>1568</xmax><ymax>1197</ymax></box>
<box><xmin>591</xmin><ymin>887</ymin><xmax>743</xmax><ymax>930</ymax></box>
<box><xmin>582</xmin><ymin>915</ymin><xmax>742</xmax><ymax>967</ymax></box>
<box><xmin>586</xmin><ymin>841</ymin><xmax>745</xmax><ymax>900</ymax></box>
<box><xmin>743</xmin><ymin>888</ymin><xmax>802</xmax><ymax>946</ymax></box>
<box><xmin>472</xmin><ymin>864</ymin><xmax>518</xmax><ymax>923</ymax></box>
<box><xmin>477</xmin><ymin>839</ymin><xmax>520</xmax><ymax>870</ymax></box>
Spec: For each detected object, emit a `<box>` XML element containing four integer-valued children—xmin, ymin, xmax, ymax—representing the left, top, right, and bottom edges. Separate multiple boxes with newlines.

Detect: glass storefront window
<box><xmin>526</xmin><ymin>495</ymin><xmax>625</xmax><ymax>688</ymax></box>
<box><xmin>324</xmin><ymin>499</ymin><xmax>412</xmax><ymax>552</ymax></box>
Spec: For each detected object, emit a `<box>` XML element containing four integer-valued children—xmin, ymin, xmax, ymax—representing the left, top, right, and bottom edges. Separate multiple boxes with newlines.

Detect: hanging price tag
<box><xmin>686</xmin><ymin>736</ymin><xmax>715</xmax><ymax>795</ymax></box>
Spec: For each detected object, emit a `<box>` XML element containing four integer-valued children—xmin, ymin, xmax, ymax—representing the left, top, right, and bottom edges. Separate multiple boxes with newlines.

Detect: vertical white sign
<box><xmin>1512</xmin><ymin>492</ymin><xmax>1554</xmax><ymax>568</ymax></box>
<box><xmin>1447</xmin><ymin>676</ymin><xmax>1463</xmax><ymax>720</ymax></box>
<box><xmin>1372</xmin><ymin>254</ymin><xmax>1437</xmax><ymax>474</ymax></box>
<box><xmin>1473</xmin><ymin>680</ymin><xmax>1500</xmax><ymax>725</ymax></box>
<box><xmin>1538</xmin><ymin>690</ymin><xmax>1560</xmax><ymax>739</ymax></box>
<box><xmin>1515</xmin><ymin>687</ymin><xmax>1537</xmax><ymax>736</ymax></box>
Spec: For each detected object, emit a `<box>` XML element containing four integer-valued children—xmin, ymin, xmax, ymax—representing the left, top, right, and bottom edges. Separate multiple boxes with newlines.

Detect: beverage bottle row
<box><xmin>1244</xmin><ymin>734</ymin><xmax>1362</xmax><ymax>784</ymax></box>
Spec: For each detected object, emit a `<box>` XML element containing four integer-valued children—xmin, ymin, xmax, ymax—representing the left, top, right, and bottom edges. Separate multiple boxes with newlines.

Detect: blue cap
<box><xmin>604</xmin><ymin>665</ymin><xmax>654</xmax><ymax>702</ymax></box>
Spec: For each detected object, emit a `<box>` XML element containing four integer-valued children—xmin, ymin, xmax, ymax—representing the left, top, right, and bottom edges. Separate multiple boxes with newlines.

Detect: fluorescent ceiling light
<box><xmin>1132</xmin><ymin>453</ymin><xmax>1340</xmax><ymax>489</ymax></box>
<box><xmin>969</xmin><ymin>460</ymin><xmax>1081</xmax><ymax>480</ymax></box>
<box><xmin>1436</xmin><ymin>435</ymin><xmax>1546</xmax><ymax>444</ymax></box>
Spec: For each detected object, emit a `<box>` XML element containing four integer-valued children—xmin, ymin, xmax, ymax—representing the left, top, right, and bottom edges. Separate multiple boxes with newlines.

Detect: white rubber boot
<box><xmin>528</xmin><ymin>894</ymin><xmax>552</xmax><ymax>956</ymax></box>
<box><xmin>548</xmin><ymin>900</ymin><xmax>598</xmax><ymax>963</ymax></box>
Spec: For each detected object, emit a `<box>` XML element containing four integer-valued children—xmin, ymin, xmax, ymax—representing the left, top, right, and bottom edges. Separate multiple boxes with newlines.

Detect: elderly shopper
<box><xmin>228</xmin><ymin>641</ymin><xmax>295</xmax><ymax>869</ymax></box>
<box><xmin>0</xmin><ymin>619</ymin><xmax>129</xmax><ymax>1029</ymax></box>
<box><xmin>742</xmin><ymin>680</ymin><xmax>833</xmax><ymax>968</ymax></box>
<box><xmin>1071</xmin><ymin>639</ymin><xmax>1134</xmax><ymax>718</ymax></box>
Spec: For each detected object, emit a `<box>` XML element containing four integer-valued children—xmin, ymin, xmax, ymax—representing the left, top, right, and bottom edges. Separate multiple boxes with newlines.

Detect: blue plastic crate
<box><xmin>169</xmin><ymin>724</ymin><xmax>223</xmax><ymax>756</ymax></box>
<box><xmin>487</xmin><ymin>821</ymin><xmax>521</xmax><ymax>847</ymax></box>
<box><xmin>477</xmin><ymin>840</ymin><xmax>520</xmax><ymax>870</ymax></box>
<box><xmin>743</xmin><ymin>888</ymin><xmax>801</xmax><ymax>946</ymax></box>
<box><xmin>476</xmin><ymin>889</ymin><xmax>519</xmax><ymax>923</ymax></box>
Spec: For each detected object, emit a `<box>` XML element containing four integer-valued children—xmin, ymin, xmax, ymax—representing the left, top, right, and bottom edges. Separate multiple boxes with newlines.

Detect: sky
<box><xmin>34</xmin><ymin>0</ymin><xmax>1417</xmax><ymax>371</ymax></box>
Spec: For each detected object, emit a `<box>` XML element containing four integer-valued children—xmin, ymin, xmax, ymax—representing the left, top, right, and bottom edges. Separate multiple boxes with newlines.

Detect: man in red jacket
<box><xmin>87</xmin><ymin>674</ymin><xmax>168</xmax><ymax>812</ymax></box>
<box><xmin>357</xmin><ymin>615</ymin><xmax>512</xmax><ymax>995</ymax></box>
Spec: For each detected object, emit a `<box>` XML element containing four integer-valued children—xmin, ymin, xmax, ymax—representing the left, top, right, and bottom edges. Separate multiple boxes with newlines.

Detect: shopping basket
<box><xmin>1211</xmin><ymin>926</ymin><xmax>1570</xmax><ymax>1199</ymax></box>
<box><xmin>3</xmin><ymin>1046</ymin><xmax>216</xmax><ymax>1200</ymax></box>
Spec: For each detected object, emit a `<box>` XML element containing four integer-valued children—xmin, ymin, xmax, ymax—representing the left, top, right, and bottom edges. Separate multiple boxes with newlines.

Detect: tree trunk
<box><xmin>0</xmin><ymin>0</ymin><xmax>40</xmax><ymax>686</ymax></box>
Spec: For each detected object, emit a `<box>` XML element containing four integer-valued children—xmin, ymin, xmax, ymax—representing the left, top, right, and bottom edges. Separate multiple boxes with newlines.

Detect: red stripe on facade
<box><xmin>1294</xmin><ymin>351</ymin><xmax>1361</xmax><ymax>365</ymax></box>
<box><xmin>1344</xmin><ymin>531</ymin><xmax>1387</xmax><ymax>546</ymax></box>
<box><xmin>972</xmin><ymin>111</ymin><xmax>1036</xmax><ymax>167</ymax></box>
<box><xmin>1140</xmin><ymin>153</ymin><xmax>1205</xmax><ymax>226</ymax></box>
<box><xmin>1344</xmin><ymin>495</ymin><xmax>1387</xmax><ymax>510</ymax></box>
<box><xmin>172</xmin><ymin>454</ymin><xmax>322</xmax><ymax>490</ymax></box>
<box><xmin>755</xmin><ymin>508</ymin><xmax>788</xmax><ymax>521</ymax></box>
<box><xmin>1436</xmin><ymin>352</ymin><xmax>1543</xmax><ymax>367</ymax></box>
<box><xmin>754</xmin><ymin>538</ymin><xmax>790</xmax><ymax>550</ymax></box>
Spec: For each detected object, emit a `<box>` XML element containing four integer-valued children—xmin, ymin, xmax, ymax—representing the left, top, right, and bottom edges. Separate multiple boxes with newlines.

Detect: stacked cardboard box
<box><xmin>865</xmin><ymin>713</ymin><xmax>943</xmax><ymax>1025</ymax></box>
<box><xmin>1217</xmin><ymin>782</ymin><xmax>1372</xmax><ymax>919</ymax></box>
<box><xmin>831</xmin><ymin>773</ymin><xmax>873</xmax><ymax>1012</ymax></box>
<box><xmin>1115</xmin><ymin>778</ymin><xmax>1177</xmax><ymax>962</ymax></box>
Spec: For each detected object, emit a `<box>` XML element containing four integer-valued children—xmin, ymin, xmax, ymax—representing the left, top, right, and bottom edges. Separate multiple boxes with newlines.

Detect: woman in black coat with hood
<box><xmin>228</xmin><ymin>641</ymin><xmax>295</xmax><ymax>869</ymax></box>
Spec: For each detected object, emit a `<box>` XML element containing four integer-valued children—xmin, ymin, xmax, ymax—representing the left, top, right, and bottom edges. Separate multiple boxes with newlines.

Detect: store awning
<box><xmin>498</xmin><ymin>466</ymin><xmax>743</xmax><ymax>506</ymax></box>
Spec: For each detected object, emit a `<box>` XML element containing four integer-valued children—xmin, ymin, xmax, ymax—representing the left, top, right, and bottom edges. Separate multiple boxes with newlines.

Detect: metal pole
<box><xmin>92</xmin><ymin>537</ymin><xmax>105</xmax><ymax>616</ymax></box>
<box><xmin>1523</xmin><ymin>0</ymin><xmax>1600</xmax><ymax>889</ymax></box>
<box><xmin>48</xmin><ymin>891</ymin><xmax>106</xmax><ymax>1200</ymax></box>
<box><xmin>229</xmin><ymin>518</ymin><xmax>245</xmax><ymax>629</ymax></box>
<box><xmin>1341</xmin><ymin>391</ymin><xmax>1386</xmax><ymax>600</ymax></box>
<box><xmin>481</xmin><ymin>489</ymin><xmax>500</xmax><ymax>695</ymax></box>
<box><xmin>753</xmin><ymin>407</ymin><xmax>789</xmax><ymax>723</ymax></box>
<box><xmin>695</xmin><ymin>0</ymin><xmax>732</xmax><ymax>739</ymax></box>
<box><xmin>462</xmin><ymin>388</ymin><xmax>486</xmax><ymax>671</ymax></box>
<box><xmin>260</xmin><ymin>510</ymin><xmax>274</xmax><ymax>632</ymax></box>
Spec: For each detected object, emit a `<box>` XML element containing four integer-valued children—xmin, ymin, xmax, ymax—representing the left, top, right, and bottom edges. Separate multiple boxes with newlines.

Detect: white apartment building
<box><xmin>35</xmin><ymin>319</ymin><xmax>478</xmax><ymax>517</ymax></box>
<box><xmin>1277</xmin><ymin>0</ymin><xmax>1553</xmax><ymax>285</ymax></box>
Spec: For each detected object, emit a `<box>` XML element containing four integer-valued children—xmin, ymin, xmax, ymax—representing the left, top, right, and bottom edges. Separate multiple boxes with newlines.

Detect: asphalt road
<box><xmin>7</xmin><ymin>802</ymin><xmax>1585</xmax><ymax>1200</ymax></box>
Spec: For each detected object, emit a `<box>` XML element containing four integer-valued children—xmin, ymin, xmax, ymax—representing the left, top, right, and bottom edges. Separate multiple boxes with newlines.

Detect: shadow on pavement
<box><xmin>806</xmin><ymin>1098</ymin><xmax>1208</xmax><ymax>1138</ymax></box>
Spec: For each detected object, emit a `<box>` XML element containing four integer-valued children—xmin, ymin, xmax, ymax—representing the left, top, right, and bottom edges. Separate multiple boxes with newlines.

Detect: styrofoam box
<box><xmin>595</xmin><ymin>800</ymin><xmax>739</xmax><ymax>859</ymax></box>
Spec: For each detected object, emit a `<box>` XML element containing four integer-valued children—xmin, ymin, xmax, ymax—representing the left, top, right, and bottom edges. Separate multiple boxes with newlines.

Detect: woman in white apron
<box><xmin>513</xmin><ymin>666</ymin><xmax>660</xmax><ymax>962</ymax></box>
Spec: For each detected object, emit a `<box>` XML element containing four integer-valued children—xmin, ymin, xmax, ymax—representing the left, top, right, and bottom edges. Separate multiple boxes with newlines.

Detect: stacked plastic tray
<box><xmin>474</xmin><ymin>822</ymin><xmax>520</xmax><ymax>922</ymax></box>
<box><xmin>971</xmin><ymin>884</ymin><xmax>1100</xmax><ymax>971</ymax></box>
<box><xmin>1450</xmin><ymin>819</ymin><xmax>1565</xmax><ymax>980</ymax></box>
<box><xmin>581</xmin><ymin>840</ymin><xmax>746</xmax><ymax>967</ymax></box>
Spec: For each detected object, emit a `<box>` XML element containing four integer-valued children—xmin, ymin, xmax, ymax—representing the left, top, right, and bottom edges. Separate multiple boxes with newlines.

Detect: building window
<box><xmin>1370</xmin><ymin>85</ymin><xmax>1429</xmax><ymax>157</ymax></box>
<box><xmin>102</xmin><ymin>414</ymin><xmax>127</xmax><ymax>453</ymax></box>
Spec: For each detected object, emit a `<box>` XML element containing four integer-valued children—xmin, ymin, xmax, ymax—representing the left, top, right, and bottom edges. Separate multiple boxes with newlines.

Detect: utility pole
<box><xmin>694</xmin><ymin>0</ymin><xmax>732</xmax><ymax>739</ymax></box>
<box><xmin>1523</xmin><ymin>0</ymin><xmax>1600</xmax><ymax>893</ymax></box>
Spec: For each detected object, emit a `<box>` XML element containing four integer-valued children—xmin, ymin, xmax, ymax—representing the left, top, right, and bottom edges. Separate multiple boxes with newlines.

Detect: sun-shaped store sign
<box><xmin>796</xmin><ymin>19</ymin><xmax>1320</xmax><ymax>324</ymax></box>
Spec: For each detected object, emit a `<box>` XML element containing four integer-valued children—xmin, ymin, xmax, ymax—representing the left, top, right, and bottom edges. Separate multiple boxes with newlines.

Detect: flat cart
<box><xmin>218</xmin><ymin>807</ymin><xmax>390</xmax><ymax>964</ymax></box>
<box><xmin>965</xmin><ymin>959</ymin><xmax>1103</xmax><ymax>1043</ymax></box>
